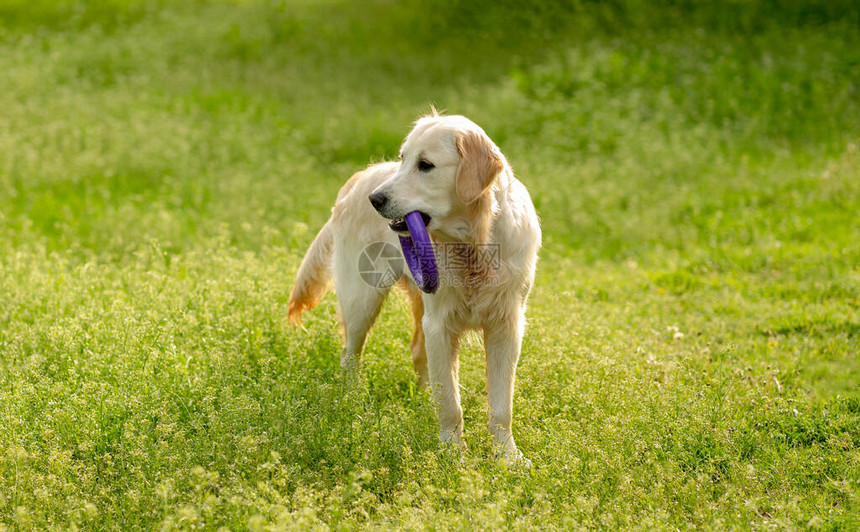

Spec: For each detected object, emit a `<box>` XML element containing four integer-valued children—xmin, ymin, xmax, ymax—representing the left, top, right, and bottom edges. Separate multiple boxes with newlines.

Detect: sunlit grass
<box><xmin>0</xmin><ymin>1</ymin><xmax>858</xmax><ymax>529</ymax></box>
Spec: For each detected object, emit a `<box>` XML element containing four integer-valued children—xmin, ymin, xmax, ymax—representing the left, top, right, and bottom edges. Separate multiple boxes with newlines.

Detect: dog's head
<box><xmin>368</xmin><ymin>114</ymin><xmax>506</xmax><ymax>242</ymax></box>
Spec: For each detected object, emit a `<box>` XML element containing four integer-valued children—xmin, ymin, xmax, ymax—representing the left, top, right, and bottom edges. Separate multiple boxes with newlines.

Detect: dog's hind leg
<box><xmin>399</xmin><ymin>279</ymin><xmax>429</xmax><ymax>388</ymax></box>
<box><xmin>333</xmin><ymin>240</ymin><xmax>389</xmax><ymax>378</ymax></box>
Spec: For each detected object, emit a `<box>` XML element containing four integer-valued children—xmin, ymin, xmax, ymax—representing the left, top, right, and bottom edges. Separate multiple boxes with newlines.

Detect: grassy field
<box><xmin>1</xmin><ymin>0</ymin><xmax>859</xmax><ymax>529</ymax></box>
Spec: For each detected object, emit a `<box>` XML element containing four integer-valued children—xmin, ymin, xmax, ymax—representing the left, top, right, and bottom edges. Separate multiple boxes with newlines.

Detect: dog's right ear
<box><xmin>455</xmin><ymin>129</ymin><xmax>504</xmax><ymax>205</ymax></box>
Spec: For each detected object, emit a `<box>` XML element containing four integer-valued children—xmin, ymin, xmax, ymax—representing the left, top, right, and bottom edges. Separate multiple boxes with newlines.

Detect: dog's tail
<box><xmin>288</xmin><ymin>220</ymin><xmax>335</xmax><ymax>324</ymax></box>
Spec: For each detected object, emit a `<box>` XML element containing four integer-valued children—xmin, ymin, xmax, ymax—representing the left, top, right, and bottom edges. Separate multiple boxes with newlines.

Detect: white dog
<box><xmin>288</xmin><ymin>113</ymin><xmax>541</xmax><ymax>463</ymax></box>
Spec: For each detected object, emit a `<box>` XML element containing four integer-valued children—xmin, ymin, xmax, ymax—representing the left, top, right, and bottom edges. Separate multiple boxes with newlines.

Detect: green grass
<box><xmin>1</xmin><ymin>0</ymin><xmax>859</xmax><ymax>529</ymax></box>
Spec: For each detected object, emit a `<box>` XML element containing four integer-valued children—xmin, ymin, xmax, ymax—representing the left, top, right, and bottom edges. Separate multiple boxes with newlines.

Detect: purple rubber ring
<box><xmin>398</xmin><ymin>211</ymin><xmax>438</xmax><ymax>294</ymax></box>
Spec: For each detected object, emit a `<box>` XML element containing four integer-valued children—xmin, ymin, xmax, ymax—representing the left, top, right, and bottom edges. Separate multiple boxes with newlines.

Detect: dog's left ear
<box><xmin>456</xmin><ymin>129</ymin><xmax>504</xmax><ymax>205</ymax></box>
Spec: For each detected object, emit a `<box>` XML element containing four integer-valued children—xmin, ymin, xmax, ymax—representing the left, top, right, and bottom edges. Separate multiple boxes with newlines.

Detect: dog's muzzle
<box><xmin>368</xmin><ymin>192</ymin><xmax>431</xmax><ymax>232</ymax></box>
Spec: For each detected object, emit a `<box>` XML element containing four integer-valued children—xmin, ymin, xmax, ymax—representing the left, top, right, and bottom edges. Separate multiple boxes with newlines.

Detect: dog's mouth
<box><xmin>388</xmin><ymin>212</ymin><xmax>431</xmax><ymax>233</ymax></box>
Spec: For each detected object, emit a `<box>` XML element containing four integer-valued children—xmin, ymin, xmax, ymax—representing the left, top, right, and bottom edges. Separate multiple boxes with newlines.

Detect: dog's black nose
<box><xmin>368</xmin><ymin>192</ymin><xmax>388</xmax><ymax>211</ymax></box>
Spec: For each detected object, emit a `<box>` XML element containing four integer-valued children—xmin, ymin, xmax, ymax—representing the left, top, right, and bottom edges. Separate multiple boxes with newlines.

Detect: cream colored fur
<box><xmin>288</xmin><ymin>114</ymin><xmax>541</xmax><ymax>463</ymax></box>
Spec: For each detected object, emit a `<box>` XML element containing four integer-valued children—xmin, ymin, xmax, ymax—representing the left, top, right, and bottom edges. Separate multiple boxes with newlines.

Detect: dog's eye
<box><xmin>418</xmin><ymin>160</ymin><xmax>435</xmax><ymax>172</ymax></box>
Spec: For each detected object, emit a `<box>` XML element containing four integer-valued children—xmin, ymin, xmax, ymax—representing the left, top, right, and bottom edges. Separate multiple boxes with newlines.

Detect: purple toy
<box><xmin>398</xmin><ymin>211</ymin><xmax>438</xmax><ymax>294</ymax></box>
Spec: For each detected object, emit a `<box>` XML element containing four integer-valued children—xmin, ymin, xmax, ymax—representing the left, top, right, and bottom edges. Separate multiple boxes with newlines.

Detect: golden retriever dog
<box><xmin>288</xmin><ymin>113</ymin><xmax>541</xmax><ymax>463</ymax></box>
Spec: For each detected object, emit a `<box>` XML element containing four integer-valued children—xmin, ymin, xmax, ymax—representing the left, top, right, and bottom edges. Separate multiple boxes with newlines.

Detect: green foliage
<box><xmin>0</xmin><ymin>0</ymin><xmax>858</xmax><ymax>529</ymax></box>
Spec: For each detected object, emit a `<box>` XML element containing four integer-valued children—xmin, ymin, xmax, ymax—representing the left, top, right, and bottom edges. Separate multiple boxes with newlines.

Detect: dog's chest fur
<box><xmin>429</xmin><ymin>252</ymin><xmax>524</xmax><ymax>328</ymax></box>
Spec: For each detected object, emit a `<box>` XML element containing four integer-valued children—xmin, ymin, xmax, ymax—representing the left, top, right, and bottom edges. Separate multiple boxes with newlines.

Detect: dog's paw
<box><xmin>437</xmin><ymin>438</ymin><xmax>468</xmax><ymax>466</ymax></box>
<box><xmin>338</xmin><ymin>352</ymin><xmax>362</xmax><ymax>387</ymax></box>
<box><xmin>493</xmin><ymin>436</ymin><xmax>531</xmax><ymax>468</ymax></box>
<box><xmin>499</xmin><ymin>446</ymin><xmax>532</xmax><ymax>469</ymax></box>
<box><xmin>439</xmin><ymin>426</ymin><xmax>465</xmax><ymax>447</ymax></box>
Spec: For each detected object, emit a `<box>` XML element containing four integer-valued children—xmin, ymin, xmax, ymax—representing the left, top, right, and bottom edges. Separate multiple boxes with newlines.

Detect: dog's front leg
<box><xmin>484</xmin><ymin>311</ymin><xmax>528</xmax><ymax>464</ymax></box>
<box><xmin>423</xmin><ymin>314</ymin><xmax>464</xmax><ymax>447</ymax></box>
